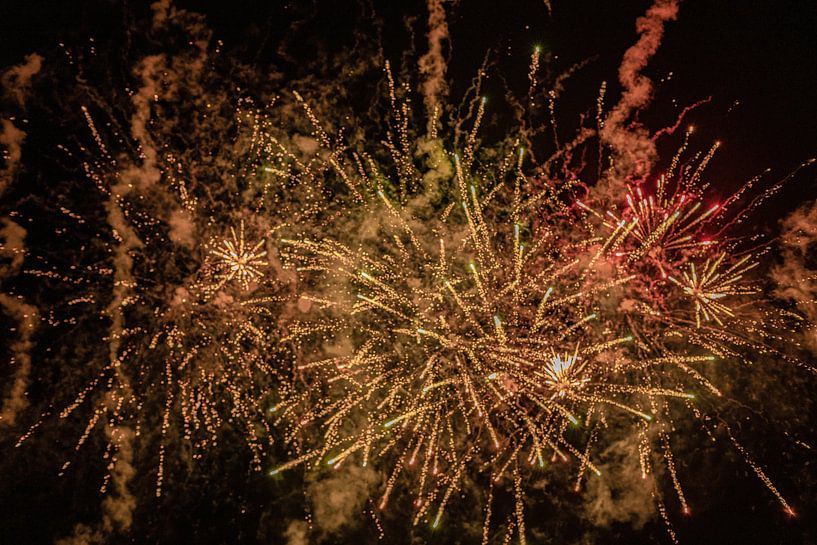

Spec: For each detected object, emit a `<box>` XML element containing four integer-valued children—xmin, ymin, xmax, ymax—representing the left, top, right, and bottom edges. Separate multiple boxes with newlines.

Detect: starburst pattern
<box><xmin>668</xmin><ymin>253</ymin><xmax>758</xmax><ymax>328</ymax></box>
<box><xmin>211</xmin><ymin>221</ymin><xmax>269</xmax><ymax>290</ymax></box>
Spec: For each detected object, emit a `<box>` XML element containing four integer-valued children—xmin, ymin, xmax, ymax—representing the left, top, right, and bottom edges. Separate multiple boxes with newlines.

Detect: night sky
<box><xmin>1</xmin><ymin>1</ymin><xmax>816</xmax><ymax>544</ymax></box>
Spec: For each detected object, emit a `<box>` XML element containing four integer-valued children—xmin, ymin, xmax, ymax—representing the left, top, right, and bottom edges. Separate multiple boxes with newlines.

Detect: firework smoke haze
<box><xmin>1</xmin><ymin>44</ymin><xmax>43</xmax><ymax>431</ymax></box>
<box><xmin>1</xmin><ymin>53</ymin><xmax>43</xmax><ymax>193</ymax></box>
<box><xmin>418</xmin><ymin>0</ymin><xmax>450</xmax><ymax>133</ymax></box>
<box><xmin>0</xmin><ymin>1</ymin><xmax>815</xmax><ymax>544</ymax></box>
<box><xmin>773</xmin><ymin>198</ymin><xmax>817</xmax><ymax>353</ymax></box>
<box><xmin>599</xmin><ymin>0</ymin><xmax>679</xmax><ymax>186</ymax></box>
<box><xmin>0</xmin><ymin>294</ymin><xmax>37</xmax><ymax>428</ymax></box>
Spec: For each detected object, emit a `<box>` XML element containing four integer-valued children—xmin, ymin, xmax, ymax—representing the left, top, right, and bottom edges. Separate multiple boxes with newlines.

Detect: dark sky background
<box><xmin>3</xmin><ymin>0</ymin><xmax>815</xmax><ymax>184</ymax></box>
<box><xmin>1</xmin><ymin>1</ymin><xmax>815</xmax><ymax>544</ymax></box>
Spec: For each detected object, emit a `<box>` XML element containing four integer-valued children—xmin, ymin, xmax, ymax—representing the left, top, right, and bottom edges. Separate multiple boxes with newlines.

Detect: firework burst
<box><xmin>267</xmin><ymin>58</ymin><xmax>805</xmax><ymax>540</ymax></box>
<box><xmin>210</xmin><ymin>221</ymin><xmax>270</xmax><ymax>291</ymax></box>
<box><xmin>11</xmin><ymin>88</ymin><xmax>336</xmax><ymax>498</ymax></box>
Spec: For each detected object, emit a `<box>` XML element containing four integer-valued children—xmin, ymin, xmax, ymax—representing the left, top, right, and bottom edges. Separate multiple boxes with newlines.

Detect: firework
<box><xmin>210</xmin><ymin>221</ymin><xmax>270</xmax><ymax>291</ymax></box>
<box><xmin>2</xmin><ymin>3</ymin><xmax>812</xmax><ymax>543</ymax></box>
<box><xmin>12</xmin><ymin>87</ymin><xmax>347</xmax><ymax>499</ymax></box>
<box><xmin>268</xmin><ymin>57</ymin><xmax>804</xmax><ymax>542</ymax></box>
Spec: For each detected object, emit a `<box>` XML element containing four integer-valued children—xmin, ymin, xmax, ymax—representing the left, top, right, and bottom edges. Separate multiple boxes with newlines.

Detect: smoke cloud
<box><xmin>284</xmin><ymin>519</ymin><xmax>310</xmax><ymax>545</ymax></box>
<box><xmin>0</xmin><ymin>120</ymin><xmax>26</xmax><ymax>196</ymax></box>
<box><xmin>1</xmin><ymin>53</ymin><xmax>43</xmax><ymax>108</ymax></box>
<box><xmin>418</xmin><ymin>0</ymin><xmax>450</xmax><ymax>133</ymax></box>
<box><xmin>0</xmin><ymin>294</ymin><xmax>38</xmax><ymax>428</ymax></box>
<box><xmin>772</xmin><ymin>199</ymin><xmax>817</xmax><ymax>353</ymax></box>
<box><xmin>308</xmin><ymin>464</ymin><xmax>379</xmax><ymax>537</ymax></box>
<box><xmin>599</xmin><ymin>0</ymin><xmax>679</xmax><ymax>186</ymax></box>
<box><xmin>1</xmin><ymin>53</ymin><xmax>43</xmax><ymax>194</ymax></box>
<box><xmin>1</xmin><ymin>53</ymin><xmax>42</xmax><ymax>428</ymax></box>
<box><xmin>583</xmin><ymin>434</ymin><xmax>654</xmax><ymax>528</ymax></box>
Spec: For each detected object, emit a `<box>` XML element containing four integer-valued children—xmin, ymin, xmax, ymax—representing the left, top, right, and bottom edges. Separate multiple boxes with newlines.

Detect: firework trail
<box><xmin>598</xmin><ymin>0</ymin><xmax>678</xmax><ymax>187</ymax></box>
<box><xmin>1</xmin><ymin>53</ymin><xmax>44</xmax><ymax>430</ymax></box>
